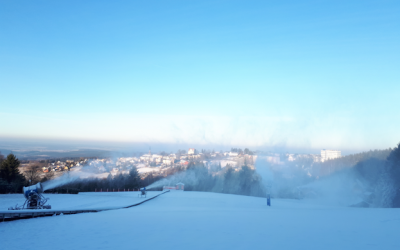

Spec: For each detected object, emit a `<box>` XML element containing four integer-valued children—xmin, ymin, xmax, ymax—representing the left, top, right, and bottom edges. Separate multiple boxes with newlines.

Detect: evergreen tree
<box><xmin>238</xmin><ymin>166</ymin><xmax>253</xmax><ymax>195</ymax></box>
<box><xmin>388</xmin><ymin>143</ymin><xmax>400</xmax><ymax>207</ymax></box>
<box><xmin>0</xmin><ymin>154</ymin><xmax>24</xmax><ymax>183</ymax></box>
<box><xmin>127</xmin><ymin>167</ymin><xmax>140</xmax><ymax>189</ymax></box>
<box><xmin>223</xmin><ymin>166</ymin><xmax>235</xmax><ymax>194</ymax></box>
<box><xmin>0</xmin><ymin>151</ymin><xmax>4</xmax><ymax>164</ymax></box>
<box><xmin>0</xmin><ymin>151</ymin><xmax>4</xmax><ymax>183</ymax></box>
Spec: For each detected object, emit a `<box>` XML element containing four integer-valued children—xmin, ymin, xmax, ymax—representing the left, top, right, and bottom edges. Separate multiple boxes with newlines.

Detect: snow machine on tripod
<box><xmin>138</xmin><ymin>187</ymin><xmax>147</xmax><ymax>198</ymax></box>
<box><xmin>8</xmin><ymin>182</ymin><xmax>51</xmax><ymax>210</ymax></box>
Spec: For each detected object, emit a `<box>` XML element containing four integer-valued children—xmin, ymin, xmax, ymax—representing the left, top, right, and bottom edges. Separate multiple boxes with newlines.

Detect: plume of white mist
<box><xmin>254</xmin><ymin>156</ymin><xmax>368</xmax><ymax>206</ymax></box>
<box><xmin>146</xmin><ymin>171</ymin><xmax>198</xmax><ymax>189</ymax></box>
<box><xmin>42</xmin><ymin>170</ymin><xmax>98</xmax><ymax>191</ymax></box>
<box><xmin>254</xmin><ymin>156</ymin><xmax>275</xmax><ymax>192</ymax></box>
<box><xmin>296</xmin><ymin>170</ymin><xmax>363</xmax><ymax>206</ymax></box>
<box><xmin>42</xmin><ymin>160</ymin><xmax>110</xmax><ymax>191</ymax></box>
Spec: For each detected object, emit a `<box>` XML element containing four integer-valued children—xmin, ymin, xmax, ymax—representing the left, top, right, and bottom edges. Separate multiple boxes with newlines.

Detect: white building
<box><xmin>151</xmin><ymin>155</ymin><xmax>163</xmax><ymax>163</ymax></box>
<box><xmin>188</xmin><ymin>148</ymin><xmax>195</xmax><ymax>155</ymax></box>
<box><xmin>162</xmin><ymin>156</ymin><xmax>174</xmax><ymax>165</ymax></box>
<box><xmin>140</xmin><ymin>154</ymin><xmax>151</xmax><ymax>162</ymax></box>
<box><xmin>163</xmin><ymin>158</ymin><xmax>173</xmax><ymax>165</ymax></box>
<box><xmin>311</xmin><ymin>154</ymin><xmax>321</xmax><ymax>163</ymax></box>
<box><xmin>321</xmin><ymin>149</ymin><xmax>341</xmax><ymax>162</ymax></box>
<box><xmin>188</xmin><ymin>154</ymin><xmax>201</xmax><ymax>159</ymax></box>
<box><xmin>287</xmin><ymin>154</ymin><xmax>295</xmax><ymax>162</ymax></box>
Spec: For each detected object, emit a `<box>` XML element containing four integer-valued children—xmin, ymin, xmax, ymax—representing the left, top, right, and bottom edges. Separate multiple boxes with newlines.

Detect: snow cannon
<box><xmin>138</xmin><ymin>187</ymin><xmax>147</xmax><ymax>198</ymax></box>
<box><xmin>8</xmin><ymin>182</ymin><xmax>51</xmax><ymax>210</ymax></box>
<box><xmin>23</xmin><ymin>182</ymin><xmax>44</xmax><ymax>199</ymax></box>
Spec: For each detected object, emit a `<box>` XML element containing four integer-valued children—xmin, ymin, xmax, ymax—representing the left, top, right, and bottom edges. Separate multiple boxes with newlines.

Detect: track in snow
<box><xmin>0</xmin><ymin>190</ymin><xmax>169</xmax><ymax>222</ymax></box>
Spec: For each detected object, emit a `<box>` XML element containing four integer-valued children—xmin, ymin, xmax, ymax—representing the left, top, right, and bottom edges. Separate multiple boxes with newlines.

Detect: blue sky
<box><xmin>0</xmin><ymin>0</ymin><xmax>399</xmax><ymax>152</ymax></box>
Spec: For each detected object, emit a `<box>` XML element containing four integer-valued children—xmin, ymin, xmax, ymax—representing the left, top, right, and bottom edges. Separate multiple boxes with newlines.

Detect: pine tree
<box><xmin>388</xmin><ymin>143</ymin><xmax>400</xmax><ymax>207</ymax></box>
<box><xmin>223</xmin><ymin>166</ymin><xmax>235</xmax><ymax>194</ymax></box>
<box><xmin>0</xmin><ymin>151</ymin><xmax>4</xmax><ymax>183</ymax></box>
<box><xmin>373</xmin><ymin>168</ymin><xmax>396</xmax><ymax>207</ymax></box>
<box><xmin>128</xmin><ymin>167</ymin><xmax>141</xmax><ymax>189</ymax></box>
<box><xmin>0</xmin><ymin>154</ymin><xmax>24</xmax><ymax>183</ymax></box>
<box><xmin>0</xmin><ymin>151</ymin><xmax>4</xmax><ymax>163</ymax></box>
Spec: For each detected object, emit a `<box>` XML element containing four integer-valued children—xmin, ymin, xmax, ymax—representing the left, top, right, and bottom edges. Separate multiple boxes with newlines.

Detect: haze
<box><xmin>1</xmin><ymin>0</ymin><xmax>399</xmax><ymax>152</ymax></box>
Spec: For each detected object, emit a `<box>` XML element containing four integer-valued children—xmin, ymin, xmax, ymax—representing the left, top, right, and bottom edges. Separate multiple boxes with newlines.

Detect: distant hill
<box><xmin>0</xmin><ymin>149</ymin><xmax>111</xmax><ymax>161</ymax></box>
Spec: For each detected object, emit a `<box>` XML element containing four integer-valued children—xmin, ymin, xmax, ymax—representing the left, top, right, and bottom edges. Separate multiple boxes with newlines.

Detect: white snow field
<box><xmin>1</xmin><ymin>191</ymin><xmax>399</xmax><ymax>250</ymax></box>
<box><xmin>0</xmin><ymin>191</ymin><xmax>163</xmax><ymax>210</ymax></box>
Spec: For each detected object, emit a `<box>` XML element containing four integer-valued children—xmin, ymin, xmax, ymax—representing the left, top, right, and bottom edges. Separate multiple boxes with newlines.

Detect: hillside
<box><xmin>1</xmin><ymin>191</ymin><xmax>399</xmax><ymax>250</ymax></box>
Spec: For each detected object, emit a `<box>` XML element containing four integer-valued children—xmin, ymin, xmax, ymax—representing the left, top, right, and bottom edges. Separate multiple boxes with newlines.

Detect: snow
<box><xmin>0</xmin><ymin>191</ymin><xmax>163</xmax><ymax>211</ymax></box>
<box><xmin>1</xmin><ymin>191</ymin><xmax>399</xmax><ymax>250</ymax></box>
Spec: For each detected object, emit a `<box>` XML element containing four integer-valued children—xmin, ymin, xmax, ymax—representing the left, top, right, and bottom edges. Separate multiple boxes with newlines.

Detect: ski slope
<box><xmin>1</xmin><ymin>191</ymin><xmax>399</xmax><ymax>250</ymax></box>
<box><xmin>1</xmin><ymin>191</ymin><xmax>163</xmax><ymax>211</ymax></box>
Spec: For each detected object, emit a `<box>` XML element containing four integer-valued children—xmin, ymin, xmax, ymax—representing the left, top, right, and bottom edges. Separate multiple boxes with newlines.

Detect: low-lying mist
<box><xmin>143</xmin><ymin>153</ymin><xmax>396</xmax><ymax>207</ymax></box>
<box><xmin>255</xmin><ymin>154</ymin><xmax>396</xmax><ymax>207</ymax></box>
<box><xmin>37</xmin><ymin>144</ymin><xmax>400</xmax><ymax>208</ymax></box>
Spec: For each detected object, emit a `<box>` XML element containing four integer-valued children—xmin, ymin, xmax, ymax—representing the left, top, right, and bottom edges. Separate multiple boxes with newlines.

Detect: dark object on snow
<box><xmin>267</xmin><ymin>194</ymin><xmax>271</xmax><ymax>206</ymax></box>
<box><xmin>139</xmin><ymin>187</ymin><xmax>147</xmax><ymax>198</ymax></box>
<box><xmin>8</xmin><ymin>182</ymin><xmax>51</xmax><ymax>210</ymax></box>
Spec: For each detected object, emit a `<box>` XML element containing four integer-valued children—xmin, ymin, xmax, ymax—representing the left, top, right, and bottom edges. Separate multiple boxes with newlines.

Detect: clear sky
<box><xmin>0</xmin><ymin>0</ymin><xmax>399</xmax><ymax>152</ymax></box>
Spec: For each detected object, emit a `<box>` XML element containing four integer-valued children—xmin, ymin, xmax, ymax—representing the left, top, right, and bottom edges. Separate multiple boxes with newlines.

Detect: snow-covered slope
<box><xmin>1</xmin><ymin>191</ymin><xmax>163</xmax><ymax>211</ymax></box>
<box><xmin>1</xmin><ymin>191</ymin><xmax>399</xmax><ymax>250</ymax></box>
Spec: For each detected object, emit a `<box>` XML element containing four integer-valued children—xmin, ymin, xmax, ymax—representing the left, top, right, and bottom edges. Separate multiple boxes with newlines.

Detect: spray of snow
<box><xmin>42</xmin><ymin>170</ymin><xmax>98</xmax><ymax>191</ymax></box>
<box><xmin>254</xmin><ymin>156</ymin><xmax>366</xmax><ymax>206</ymax></box>
<box><xmin>146</xmin><ymin>171</ymin><xmax>198</xmax><ymax>189</ymax></box>
<box><xmin>254</xmin><ymin>156</ymin><xmax>274</xmax><ymax>193</ymax></box>
<box><xmin>296</xmin><ymin>170</ymin><xmax>362</xmax><ymax>206</ymax></box>
<box><xmin>41</xmin><ymin>160</ymin><xmax>111</xmax><ymax>191</ymax></box>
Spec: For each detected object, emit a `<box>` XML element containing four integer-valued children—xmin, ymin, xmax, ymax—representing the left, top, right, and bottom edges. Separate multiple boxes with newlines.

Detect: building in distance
<box><xmin>321</xmin><ymin>149</ymin><xmax>341</xmax><ymax>162</ymax></box>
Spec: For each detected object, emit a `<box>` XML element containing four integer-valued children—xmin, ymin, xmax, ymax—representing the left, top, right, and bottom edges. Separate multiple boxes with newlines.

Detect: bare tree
<box><xmin>41</xmin><ymin>169</ymin><xmax>55</xmax><ymax>183</ymax></box>
<box><xmin>24</xmin><ymin>165</ymin><xmax>42</xmax><ymax>185</ymax></box>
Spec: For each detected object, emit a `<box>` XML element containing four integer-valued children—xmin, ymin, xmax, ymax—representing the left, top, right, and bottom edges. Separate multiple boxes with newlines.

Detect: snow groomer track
<box><xmin>0</xmin><ymin>190</ymin><xmax>169</xmax><ymax>222</ymax></box>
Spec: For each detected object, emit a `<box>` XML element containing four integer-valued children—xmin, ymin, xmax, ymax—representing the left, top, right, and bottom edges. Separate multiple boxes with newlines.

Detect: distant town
<box><xmin>16</xmin><ymin>148</ymin><xmax>343</xmax><ymax>182</ymax></box>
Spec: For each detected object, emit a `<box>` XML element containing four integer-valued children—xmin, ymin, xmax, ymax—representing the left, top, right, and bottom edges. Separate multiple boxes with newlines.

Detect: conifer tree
<box><xmin>128</xmin><ymin>167</ymin><xmax>140</xmax><ymax>189</ymax></box>
<box><xmin>388</xmin><ymin>143</ymin><xmax>400</xmax><ymax>207</ymax></box>
<box><xmin>0</xmin><ymin>154</ymin><xmax>24</xmax><ymax>183</ymax></box>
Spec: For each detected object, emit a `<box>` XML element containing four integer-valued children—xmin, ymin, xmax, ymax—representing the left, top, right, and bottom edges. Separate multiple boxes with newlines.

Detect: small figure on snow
<box><xmin>139</xmin><ymin>187</ymin><xmax>147</xmax><ymax>198</ymax></box>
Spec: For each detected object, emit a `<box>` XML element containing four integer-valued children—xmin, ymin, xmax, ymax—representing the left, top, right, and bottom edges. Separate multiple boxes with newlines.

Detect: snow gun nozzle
<box><xmin>8</xmin><ymin>182</ymin><xmax>51</xmax><ymax>210</ymax></box>
<box><xmin>23</xmin><ymin>182</ymin><xmax>44</xmax><ymax>199</ymax></box>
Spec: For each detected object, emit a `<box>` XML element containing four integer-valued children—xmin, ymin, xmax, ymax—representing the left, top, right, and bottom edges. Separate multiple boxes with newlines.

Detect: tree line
<box><xmin>52</xmin><ymin>161</ymin><xmax>265</xmax><ymax>197</ymax></box>
<box><xmin>166</xmin><ymin>161</ymin><xmax>265</xmax><ymax>197</ymax></box>
<box><xmin>0</xmin><ymin>150</ymin><xmax>265</xmax><ymax>198</ymax></box>
<box><xmin>352</xmin><ymin>143</ymin><xmax>400</xmax><ymax>207</ymax></box>
<box><xmin>2</xmin><ymin>144</ymin><xmax>399</xmax><ymax>207</ymax></box>
<box><xmin>51</xmin><ymin>167</ymin><xmax>149</xmax><ymax>193</ymax></box>
<box><xmin>0</xmin><ymin>153</ymin><xmax>26</xmax><ymax>193</ymax></box>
